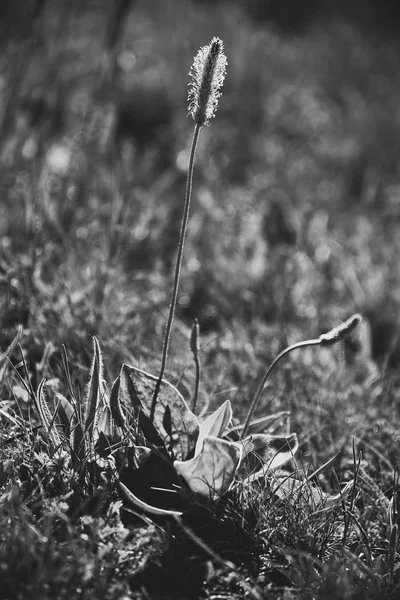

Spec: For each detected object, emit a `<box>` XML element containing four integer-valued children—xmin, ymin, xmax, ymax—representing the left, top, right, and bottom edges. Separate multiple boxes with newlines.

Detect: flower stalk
<box><xmin>241</xmin><ymin>314</ymin><xmax>363</xmax><ymax>440</ymax></box>
<box><xmin>150</xmin><ymin>38</ymin><xmax>227</xmax><ymax>421</ymax></box>
<box><xmin>150</xmin><ymin>124</ymin><xmax>201</xmax><ymax>420</ymax></box>
<box><xmin>190</xmin><ymin>318</ymin><xmax>201</xmax><ymax>414</ymax></box>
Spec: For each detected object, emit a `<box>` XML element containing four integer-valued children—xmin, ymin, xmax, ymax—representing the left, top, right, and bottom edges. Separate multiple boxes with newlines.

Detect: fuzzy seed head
<box><xmin>319</xmin><ymin>314</ymin><xmax>363</xmax><ymax>346</ymax></box>
<box><xmin>188</xmin><ymin>37</ymin><xmax>227</xmax><ymax>126</ymax></box>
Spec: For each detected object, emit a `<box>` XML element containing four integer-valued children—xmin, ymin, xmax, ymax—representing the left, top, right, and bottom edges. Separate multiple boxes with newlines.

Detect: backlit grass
<box><xmin>1</xmin><ymin>1</ymin><xmax>400</xmax><ymax>598</ymax></box>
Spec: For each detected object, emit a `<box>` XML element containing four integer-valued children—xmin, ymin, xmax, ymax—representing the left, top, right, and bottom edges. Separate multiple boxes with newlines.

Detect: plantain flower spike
<box><xmin>319</xmin><ymin>313</ymin><xmax>362</xmax><ymax>346</ymax></box>
<box><xmin>188</xmin><ymin>37</ymin><xmax>227</xmax><ymax>126</ymax></box>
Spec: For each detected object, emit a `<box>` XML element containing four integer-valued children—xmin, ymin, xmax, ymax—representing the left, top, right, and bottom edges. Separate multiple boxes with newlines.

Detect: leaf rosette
<box><xmin>112</xmin><ymin>362</ymin><xmax>300</xmax><ymax>515</ymax></box>
<box><xmin>30</xmin><ymin>337</ymin><xmax>351</xmax><ymax>516</ymax></box>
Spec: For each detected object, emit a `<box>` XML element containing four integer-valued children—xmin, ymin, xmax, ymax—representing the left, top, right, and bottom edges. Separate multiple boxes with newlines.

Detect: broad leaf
<box><xmin>174</xmin><ymin>436</ymin><xmax>242</xmax><ymax>499</ymax></box>
<box><xmin>195</xmin><ymin>399</ymin><xmax>232</xmax><ymax>455</ymax></box>
<box><xmin>94</xmin><ymin>405</ymin><xmax>124</xmax><ymax>456</ymax></box>
<box><xmin>122</xmin><ymin>364</ymin><xmax>199</xmax><ymax>461</ymax></box>
<box><xmin>96</xmin><ymin>405</ymin><xmax>115</xmax><ymax>438</ymax></box>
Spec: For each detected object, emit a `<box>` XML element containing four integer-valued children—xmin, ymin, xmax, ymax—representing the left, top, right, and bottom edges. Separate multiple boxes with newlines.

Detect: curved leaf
<box><xmin>84</xmin><ymin>337</ymin><xmax>105</xmax><ymax>438</ymax></box>
<box><xmin>109</xmin><ymin>375</ymin><xmax>127</xmax><ymax>428</ymax></box>
<box><xmin>195</xmin><ymin>399</ymin><xmax>232</xmax><ymax>455</ymax></box>
<box><xmin>54</xmin><ymin>393</ymin><xmax>75</xmax><ymax>435</ymax></box>
<box><xmin>174</xmin><ymin>436</ymin><xmax>242</xmax><ymax>499</ymax></box>
<box><xmin>122</xmin><ymin>364</ymin><xmax>199</xmax><ymax>461</ymax></box>
<box><xmin>119</xmin><ymin>482</ymin><xmax>182</xmax><ymax>516</ymax></box>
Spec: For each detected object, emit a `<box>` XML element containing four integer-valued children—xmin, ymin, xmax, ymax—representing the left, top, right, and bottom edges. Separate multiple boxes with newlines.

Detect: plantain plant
<box><xmin>22</xmin><ymin>38</ymin><xmax>363</xmax><ymax>519</ymax></box>
<box><xmin>28</xmin><ymin>313</ymin><xmax>360</xmax><ymax>516</ymax></box>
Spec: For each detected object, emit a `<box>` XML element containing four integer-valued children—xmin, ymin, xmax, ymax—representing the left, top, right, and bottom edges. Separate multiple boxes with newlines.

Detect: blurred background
<box><xmin>1</xmin><ymin>0</ymin><xmax>400</xmax><ymax>404</ymax></box>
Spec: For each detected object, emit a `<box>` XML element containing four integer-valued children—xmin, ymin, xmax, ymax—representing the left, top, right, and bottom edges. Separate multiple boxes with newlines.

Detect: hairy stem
<box><xmin>151</xmin><ymin>124</ymin><xmax>201</xmax><ymax>421</ymax></box>
<box><xmin>241</xmin><ymin>338</ymin><xmax>321</xmax><ymax>440</ymax></box>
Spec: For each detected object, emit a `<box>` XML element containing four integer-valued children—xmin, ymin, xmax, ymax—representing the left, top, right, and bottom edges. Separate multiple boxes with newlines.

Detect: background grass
<box><xmin>1</xmin><ymin>0</ymin><xmax>400</xmax><ymax>598</ymax></box>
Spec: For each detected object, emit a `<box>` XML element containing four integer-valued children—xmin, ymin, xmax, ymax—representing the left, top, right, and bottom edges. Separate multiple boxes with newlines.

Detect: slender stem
<box><xmin>150</xmin><ymin>124</ymin><xmax>202</xmax><ymax>421</ymax></box>
<box><xmin>192</xmin><ymin>353</ymin><xmax>201</xmax><ymax>415</ymax></box>
<box><xmin>240</xmin><ymin>338</ymin><xmax>321</xmax><ymax>440</ymax></box>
